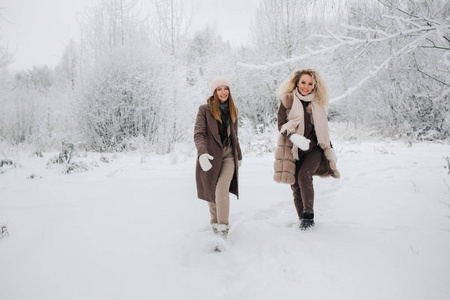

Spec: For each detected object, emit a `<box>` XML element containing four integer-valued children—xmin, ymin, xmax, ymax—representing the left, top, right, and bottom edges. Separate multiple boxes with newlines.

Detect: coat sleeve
<box><xmin>235</xmin><ymin>117</ymin><xmax>242</xmax><ymax>161</ymax></box>
<box><xmin>194</xmin><ymin>106</ymin><xmax>208</xmax><ymax>157</ymax></box>
<box><xmin>277</xmin><ymin>101</ymin><xmax>288</xmax><ymax>133</ymax></box>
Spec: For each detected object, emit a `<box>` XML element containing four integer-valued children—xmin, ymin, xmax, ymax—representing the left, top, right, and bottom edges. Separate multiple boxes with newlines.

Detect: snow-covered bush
<box><xmin>46</xmin><ymin>141</ymin><xmax>91</xmax><ymax>174</ymax></box>
<box><xmin>0</xmin><ymin>159</ymin><xmax>13</xmax><ymax>167</ymax></box>
<box><xmin>64</xmin><ymin>161</ymin><xmax>91</xmax><ymax>174</ymax></box>
<box><xmin>0</xmin><ymin>224</ymin><xmax>9</xmax><ymax>238</ymax></box>
<box><xmin>239</xmin><ymin>117</ymin><xmax>278</xmax><ymax>155</ymax></box>
<box><xmin>0</xmin><ymin>66</ymin><xmax>76</xmax><ymax>150</ymax></box>
<box><xmin>47</xmin><ymin>141</ymin><xmax>76</xmax><ymax>165</ymax></box>
<box><xmin>77</xmin><ymin>46</ymin><xmax>170</xmax><ymax>152</ymax></box>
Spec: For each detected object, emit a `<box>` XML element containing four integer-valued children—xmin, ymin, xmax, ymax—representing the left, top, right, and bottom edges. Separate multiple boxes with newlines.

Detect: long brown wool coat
<box><xmin>274</xmin><ymin>93</ymin><xmax>340</xmax><ymax>184</ymax></box>
<box><xmin>194</xmin><ymin>104</ymin><xmax>242</xmax><ymax>203</ymax></box>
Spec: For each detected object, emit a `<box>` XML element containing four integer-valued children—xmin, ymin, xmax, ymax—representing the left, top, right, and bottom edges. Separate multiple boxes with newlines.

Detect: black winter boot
<box><xmin>300</xmin><ymin>212</ymin><xmax>314</xmax><ymax>230</ymax></box>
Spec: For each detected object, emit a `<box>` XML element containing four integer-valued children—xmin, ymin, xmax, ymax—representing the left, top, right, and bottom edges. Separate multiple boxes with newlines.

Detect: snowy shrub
<box><xmin>64</xmin><ymin>161</ymin><xmax>91</xmax><ymax>174</ymax></box>
<box><xmin>47</xmin><ymin>141</ymin><xmax>76</xmax><ymax>165</ymax></box>
<box><xmin>239</xmin><ymin>117</ymin><xmax>278</xmax><ymax>155</ymax></box>
<box><xmin>0</xmin><ymin>66</ymin><xmax>76</xmax><ymax>150</ymax></box>
<box><xmin>0</xmin><ymin>158</ymin><xmax>20</xmax><ymax>174</ymax></box>
<box><xmin>77</xmin><ymin>46</ymin><xmax>172</xmax><ymax>152</ymax></box>
<box><xmin>0</xmin><ymin>158</ymin><xmax>15</xmax><ymax>175</ymax></box>
<box><xmin>100</xmin><ymin>156</ymin><xmax>111</xmax><ymax>163</ymax></box>
<box><xmin>0</xmin><ymin>224</ymin><xmax>9</xmax><ymax>238</ymax></box>
<box><xmin>27</xmin><ymin>174</ymin><xmax>43</xmax><ymax>179</ymax></box>
<box><xmin>46</xmin><ymin>141</ymin><xmax>90</xmax><ymax>174</ymax></box>
<box><xmin>354</xmin><ymin>80</ymin><xmax>450</xmax><ymax>141</ymax></box>
<box><xmin>0</xmin><ymin>159</ymin><xmax>13</xmax><ymax>167</ymax></box>
<box><xmin>234</xmin><ymin>65</ymin><xmax>280</xmax><ymax>128</ymax></box>
<box><xmin>31</xmin><ymin>151</ymin><xmax>44</xmax><ymax>158</ymax></box>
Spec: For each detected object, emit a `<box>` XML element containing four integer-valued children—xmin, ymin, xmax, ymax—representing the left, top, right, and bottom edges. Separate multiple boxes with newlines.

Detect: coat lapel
<box><xmin>206</xmin><ymin>108</ymin><xmax>222</xmax><ymax>147</ymax></box>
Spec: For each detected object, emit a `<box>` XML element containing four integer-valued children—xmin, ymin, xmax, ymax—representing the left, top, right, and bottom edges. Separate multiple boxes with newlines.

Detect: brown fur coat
<box><xmin>274</xmin><ymin>92</ymin><xmax>340</xmax><ymax>184</ymax></box>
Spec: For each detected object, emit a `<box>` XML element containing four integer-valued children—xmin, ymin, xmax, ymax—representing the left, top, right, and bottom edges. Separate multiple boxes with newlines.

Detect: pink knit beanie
<box><xmin>210</xmin><ymin>76</ymin><xmax>230</xmax><ymax>95</ymax></box>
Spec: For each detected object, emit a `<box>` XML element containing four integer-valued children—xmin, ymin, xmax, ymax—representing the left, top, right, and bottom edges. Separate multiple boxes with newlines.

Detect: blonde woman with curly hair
<box><xmin>274</xmin><ymin>69</ymin><xmax>340</xmax><ymax>230</ymax></box>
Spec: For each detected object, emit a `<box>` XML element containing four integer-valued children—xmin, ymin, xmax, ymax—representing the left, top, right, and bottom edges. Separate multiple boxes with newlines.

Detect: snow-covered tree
<box><xmin>251</xmin><ymin>0</ymin><xmax>305</xmax><ymax>61</ymax></box>
<box><xmin>55</xmin><ymin>40</ymin><xmax>79</xmax><ymax>91</ymax></box>
<box><xmin>79</xmin><ymin>0</ymin><xmax>149</xmax><ymax>71</ymax></box>
<box><xmin>150</xmin><ymin>0</ymin><xmax>194</xmax><ymax>56</ymax></box>
<box><xmin>0</xmin><ymin>7</ymin><xmax>12</xmax><ymax>145</ymax></box>
<box><xmin>236</xmin><ymin>0</ymin><xmax>348</xmax><ymax>128</ymax></box>
<box><xmin>77</xmin><ymin>46</ymin><xmax>171</xmax><ymax>151</ymax></box>
<box><xmin>1</xmin><ymin>66</ymin><xmax>74</xmax><ymax>149</ymax></box>
<box><xmin>327</xmin><ymin>0</ymin><xmax>450</xmax><ymax>139</ymax></box>
<box><xmin>240</xmin><ymin>0</ymin><xmax>450</xmax><ymax>140</ymax></box>
<box><xmin>0</xmin><ymin>44</ymin><xmax>11</xmax><ymax>70</ymax></box>
<box><xmin>0</xmin><ymin>6</ymin><xmax>12</xmax><ymax>70</ymax></box>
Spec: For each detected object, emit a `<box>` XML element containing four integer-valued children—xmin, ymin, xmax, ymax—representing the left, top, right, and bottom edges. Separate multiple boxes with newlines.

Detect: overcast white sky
<box><xmin>0</xmin><ymin>0</ymin><xmax>259</xmax><ymax>70</ymax></box>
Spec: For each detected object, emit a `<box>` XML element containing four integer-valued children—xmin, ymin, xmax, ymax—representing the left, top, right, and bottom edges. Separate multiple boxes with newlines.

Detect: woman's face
<box><xmin>297</xmin><ymin>74</ymin><xmax>314</xmax><ymax>96</ymax></box>
<box><xmin>216</xmin><ymin>85</ymin><xmax>229</xmax><ymax>103</ymax></box>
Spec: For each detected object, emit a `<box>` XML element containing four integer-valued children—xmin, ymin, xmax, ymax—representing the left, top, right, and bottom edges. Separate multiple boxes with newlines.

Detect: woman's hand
<box><xmin>331</xmin><ymin>148</ymin><xmax>337</xmax><ymax>163</ymax></box>
<box><xmin>289</xmin><ymin>134</ymin><xmax>310</xmax><ymax>151</ymax></box>
<box><xmin>199</xmin><ymin>154</ymin><xmax>214</xmax><ymax>171</ymax></box>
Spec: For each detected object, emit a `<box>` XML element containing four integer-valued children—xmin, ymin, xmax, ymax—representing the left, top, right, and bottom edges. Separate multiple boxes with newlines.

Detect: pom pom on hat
<box><xmin>210</xmin><ymin>76</ymin><xmax>230</xmax><ymax>95</ymax></box>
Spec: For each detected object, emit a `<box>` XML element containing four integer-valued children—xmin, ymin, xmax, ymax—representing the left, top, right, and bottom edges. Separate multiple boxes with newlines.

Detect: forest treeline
<box><xmin>0</xmin><ymin>0</ymin><xmax>449</xmax><ymax>153</ymax></box>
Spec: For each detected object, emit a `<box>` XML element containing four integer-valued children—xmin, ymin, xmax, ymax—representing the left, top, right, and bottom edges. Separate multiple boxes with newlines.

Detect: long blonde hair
<box><xmin>276</xmin><ymin>69</ymin><xmax>329</xmax><ymax>108</ymax></box>
<box><xmin>207</xmin><ymin>90</ymin><xmax>238</xmax><ymax>123</ymax></box>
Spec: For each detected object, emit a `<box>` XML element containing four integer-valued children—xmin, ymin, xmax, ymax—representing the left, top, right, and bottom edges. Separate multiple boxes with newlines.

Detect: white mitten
<box><xmin>331</xmin><ymin>148</ymin><xmax>337</xmax><ymax>163</ymax></box>
<box><xmin>289</xmin><ymin>134</ymin><xmax>311</xmax><ymax>151</ymax></box>
<box><xmin>238</xmin><ymin>160</ymin><xmax>242</xmax><ymax>168</ymax></box>
<box><xmin>199</xmin><ymin>153</ymin><xmax>214</xmax><ymax>171</ymax></box>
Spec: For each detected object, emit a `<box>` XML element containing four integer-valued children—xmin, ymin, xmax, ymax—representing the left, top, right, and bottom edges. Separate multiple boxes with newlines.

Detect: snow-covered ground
<box><xmin>1</xmin><ymin>140</ymin><xmax>449</xmax><ymax>300</ymax></box>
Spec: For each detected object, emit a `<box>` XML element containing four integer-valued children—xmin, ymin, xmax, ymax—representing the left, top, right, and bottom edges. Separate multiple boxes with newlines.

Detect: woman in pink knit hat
<box><xmin>194</xmin><ymin>76</ymin><xmax>242</xmax><ymax>251</ymax></box>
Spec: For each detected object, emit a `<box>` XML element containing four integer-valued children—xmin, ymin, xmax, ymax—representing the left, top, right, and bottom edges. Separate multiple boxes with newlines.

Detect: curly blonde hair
<box><xmin>276</xmin><ymin>69</ymin><xmax>329</xmax><ymax>108</ymax></box>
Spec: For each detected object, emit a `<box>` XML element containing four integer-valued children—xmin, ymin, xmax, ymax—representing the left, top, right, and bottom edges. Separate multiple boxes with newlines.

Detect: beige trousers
<box><xmin>208</xmin><ymin>146</ymin><xmax>235</xmax><ymax>225</ymax></box>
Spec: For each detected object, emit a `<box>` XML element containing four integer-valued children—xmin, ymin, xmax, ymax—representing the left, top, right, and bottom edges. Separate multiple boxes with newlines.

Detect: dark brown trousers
<box><xmin>291</xmin><ymin>146</ymin><xmax>323</xmax><ymax>217</ymax></box>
